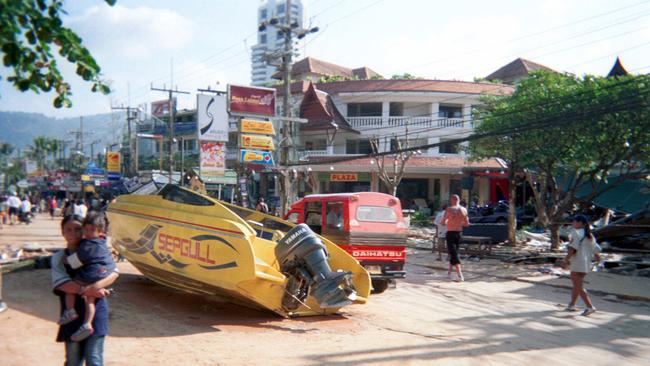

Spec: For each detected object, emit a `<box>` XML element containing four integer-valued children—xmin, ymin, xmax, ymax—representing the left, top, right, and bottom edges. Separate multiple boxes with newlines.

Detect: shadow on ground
<box><xmin>3</xmin><ymin>268</ymin><xmax>350</xmax><ymax>338</ymax></box>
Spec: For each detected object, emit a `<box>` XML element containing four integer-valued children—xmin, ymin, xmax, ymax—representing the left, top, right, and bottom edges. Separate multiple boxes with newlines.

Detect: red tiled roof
<box><xmin>306</xmin><ymin>155</ymin><xmax>506</xmax><ymax>170</ymax></box>
<box><xmin>315</xmin><ymin>79</ymin><xmax>514</xmax><ymax>95</ymax></box>
<box><xmin>273</xmin><ymin>57</ymin><xmax>382</xmax><ymax>80</ymax></box>
<box><xmin>299</xmin><ymin>83</ymin><xmax>358</xmax><ymax>133</ymax></box>
<box><xmin>485</xmin><ymin>58</ymin><xmax>555</xmax><ymax>84</ymax></box>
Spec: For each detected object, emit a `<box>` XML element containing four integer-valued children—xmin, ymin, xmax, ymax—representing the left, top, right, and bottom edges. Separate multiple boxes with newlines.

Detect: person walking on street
<box><xmin>256</xmin><ymin>197</ymin><xmax>269</xmax><ymax>214</ymax></box>
<box><xmin>73</xmin><ymin>199</ymin><xmax>87</xmax><ymax>218</ymax></box>
<box><xmin>19</xmin><ymin>196</ymin><xmax>32</xmax><ymax>224</ymax></box>
<box><xmin>442</xmin><ymin>195</ymin><xmax>469</xmax><ymax>282</ymax></box>
<box><xmin>48</xmin><ymin>196</ymin><xmax>58</xmax><ymax>220</ymax></box>
<box><xmin>7</xmin><ymin>192</ymin><xmax>21</xmax><ymax>225</ymax></box>
<box><xmin>433</xmin><ymin>204</ymin><xmax>448</xmax><ymax>261</ymax></box>
<box><xmin>563</xmin><ymin>214</ymin><xmax>601</xmax><ymax>316</ymax></box>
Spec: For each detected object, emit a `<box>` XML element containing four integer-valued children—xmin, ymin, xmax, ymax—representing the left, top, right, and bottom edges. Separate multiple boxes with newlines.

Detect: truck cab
<box><xmin>285</xmin><ymin>192</ymin><xmax>407</xmax><ymax>293</ymax></box>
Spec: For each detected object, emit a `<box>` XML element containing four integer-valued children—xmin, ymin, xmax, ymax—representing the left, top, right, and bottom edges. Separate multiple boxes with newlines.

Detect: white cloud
<box><xmin>69</xmin><ymin>4</ymin><xmax>196</xmax><ymax>61</ymax></box>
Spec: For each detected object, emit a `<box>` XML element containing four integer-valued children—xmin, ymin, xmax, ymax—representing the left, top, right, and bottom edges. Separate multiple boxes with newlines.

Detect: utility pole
<box><xmin>111</xmin><ymin>105</ymin><xmax>137</xmax><ymax>176</ymax></box>
<box><xmin>259</xmin><ymin>1</ymin><xmax>318</xmax><ymax>215</ymax></box>
<box><xmin>150</xmin><ymin>84</ymin><xmax>190</xmax><ymax>184</ymax></box>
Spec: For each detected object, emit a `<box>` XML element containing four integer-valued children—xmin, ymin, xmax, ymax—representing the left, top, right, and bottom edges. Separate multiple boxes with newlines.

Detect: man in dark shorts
<box><xmin>442</xmin><ymin>195</ymin><xmax>469</xmax><ymax>282</ymax></box>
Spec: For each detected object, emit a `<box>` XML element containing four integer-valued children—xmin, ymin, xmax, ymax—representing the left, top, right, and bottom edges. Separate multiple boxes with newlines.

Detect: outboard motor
<box><xmin>276</xmin><ymin>224</ymin><xmax>356</xmax><ymax>312</ymax></box>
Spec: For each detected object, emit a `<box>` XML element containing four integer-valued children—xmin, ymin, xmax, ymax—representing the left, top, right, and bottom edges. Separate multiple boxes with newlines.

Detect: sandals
<box><xmin>70</xmin><ymin>323</ymin><xmax>94</xmax><ymax>342</ymax></box>
<box><xmin>58</xmin><ymin>308</ymin><xmax>79</xmax><ymax>325</ymax></box>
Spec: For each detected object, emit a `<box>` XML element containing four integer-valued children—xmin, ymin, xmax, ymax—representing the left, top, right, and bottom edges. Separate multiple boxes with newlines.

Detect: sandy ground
<box><xmin>1</xmin><ymin>215</ymin><xmax>650</xmax><ymax>365</ymax></box>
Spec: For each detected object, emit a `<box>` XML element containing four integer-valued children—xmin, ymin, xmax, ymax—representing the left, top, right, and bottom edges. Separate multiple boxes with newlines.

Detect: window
<box><xmin>260</xmin><ymin>9</ymin><xmax>267</xmax><ymax>19</ymax></box>
<box><xmin>276</xmin><ymin>31</ymin><xmax>283</xmax><ymax>40</ymax></box>
<box><xmin>439</xmin><ymin>105</ymin><xmax>462</xmax><ymax>118</ymax></box>
<box><xmin>184</xmin><ymin>139</ymin><xmax>196</xmax><ymax>151</ymax></box>
<box><xmin>439</xmin><ymin>140</ymin><xmax>459</xmax><ymax>154</ymax></box>
<box><xmin>389</xmin><ymin>102</ymin><xmax>403</xmax><ymax>116</ymax></box>
<box><xmin>357</xmin><ymin>206</ymin><xmax>397</xmax><ymax>223</ymax></box>
<box><xmin>346</xmin><ymin>139</ymin><xmax>372</xmax><ymax>154</ymax></box>
<box><xmin>260</xmin><ymin>34</ymin><xmax>267</xmax><ymax>44</ymax></box>
<box><xmin>277</xmin><ymin>3</ymin><xmax>285</xmax><ymax>13</ymax></box>
<box><xmin>304</xmin><ymin>201</ymin><xmax>323</xmax><ymax>234</ymax></box>
<box><xmin>304</xmin><ymin>139</ymin><xmax>326</xmax><ymax>151</ymax></box>
<box><xmin>347</xmin><ymin>102</ymin><xmax>382</xmax><ymax>117</ymax></box>
<box><xmin>324</xmin><ymin>202</ymin><xmax>344</xmax><ymax>233</ymax></box>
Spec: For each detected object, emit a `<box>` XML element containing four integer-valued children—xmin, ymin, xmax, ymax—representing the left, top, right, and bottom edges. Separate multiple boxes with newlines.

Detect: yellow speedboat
<box><xmin>106</xmin><ymin>184</ymin><xmax>370</xmax><ymax>317</ymax></box>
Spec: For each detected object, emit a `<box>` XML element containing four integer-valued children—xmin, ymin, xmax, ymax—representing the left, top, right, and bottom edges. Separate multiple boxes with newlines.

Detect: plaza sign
<box><xmin>241</xmin><ymin>119</ymin><xmax>275</xmax><ymax>135</ymax></box>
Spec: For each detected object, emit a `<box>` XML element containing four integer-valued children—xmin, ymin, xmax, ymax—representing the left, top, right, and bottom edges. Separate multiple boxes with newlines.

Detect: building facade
<box><xmin>251</xmin><ymin>0</ymin><xmax>305</xmax><ymax>86</ymax></box>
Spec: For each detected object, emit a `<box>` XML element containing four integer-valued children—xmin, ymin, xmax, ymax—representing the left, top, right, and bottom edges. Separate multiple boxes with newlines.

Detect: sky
<box><xmin>1</xmin><ymin>0</ymin><xmax>650</xmax><ymax>118</ymax></box>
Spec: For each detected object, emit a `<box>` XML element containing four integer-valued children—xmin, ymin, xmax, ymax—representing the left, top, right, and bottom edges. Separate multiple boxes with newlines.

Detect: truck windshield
<box><xmin>356</xmin><ymin>206</ymin><xmax>397</xmax><ymax>223</ymax></box>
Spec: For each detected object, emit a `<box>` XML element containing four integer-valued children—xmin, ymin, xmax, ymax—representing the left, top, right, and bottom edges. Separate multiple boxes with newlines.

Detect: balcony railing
<box><xmin>346</xmin><ymin>116</ymin><xmax>467</xmax><ymax>129</ymax></box>
<box><xmin>298</xmin><ymin>150</ymin><xmax>363</xmax><ymax>160</ymax></box>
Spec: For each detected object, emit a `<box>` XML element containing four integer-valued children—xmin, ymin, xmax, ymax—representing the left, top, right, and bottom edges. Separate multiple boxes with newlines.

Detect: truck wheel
<box><xmin>371</xmin><ymin>279</ymin><xmax>390</xmax><ymax>294</ymax></box>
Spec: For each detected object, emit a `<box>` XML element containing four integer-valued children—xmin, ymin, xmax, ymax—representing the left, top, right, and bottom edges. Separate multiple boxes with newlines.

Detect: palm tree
<box><xmin>47</xmin><ymin>139</ymin><xmax>60</xmax><ymax>170</ymax></box>
<box><xmin>31</xmin><ymin>136</ymin><xmax>50</xmax><ymax>172</ymax></box>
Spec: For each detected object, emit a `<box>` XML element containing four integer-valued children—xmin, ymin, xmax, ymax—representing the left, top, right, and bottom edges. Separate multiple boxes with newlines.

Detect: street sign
<box><xmin>228</xmin><ymin>85</ymin><xmax>276</xmax><ymax>116</ymax></box>
<box><xmin>197</xmin><ymin>94</ymin><xmax>228</xmax><ymax>142</ymax></box>
<box><xmin>240</xmin><ymin>149</ymin><xmax>275</xmax><ymax>165</ymax></box>
<box><xmin>106</xmin><ymin>152</ymin><xmax>121</xmax><ymax>173</ymax></box>
<box><xmin>241</xmin><ymin>134</ymin><xmax>275</xmax><ymax>151</ymax></box>
<box><xmin>16</xmin><ymin>180</ymin><xmax>28</xmax><ymax>188</ymax></box>
<box><xmin>241</xmin><ymin>119</ymin><xmax>275</xmax><ymax>135</ymax></box>
<box><xmin>107</xmin><ymin>172</ymin><xmax>121</xmax><ymax>181</ymax></box>
<box><xmin>271</xmin><ymin>116</ymin><xmax>309</xmax><ymax>124</ymax></box>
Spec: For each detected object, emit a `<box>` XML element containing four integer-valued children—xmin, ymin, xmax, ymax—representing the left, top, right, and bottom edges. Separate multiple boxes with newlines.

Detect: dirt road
<box><xmin>1</xmin><ymin>215</ymin><xmax>650</xmax><ymax>365</ymax></box>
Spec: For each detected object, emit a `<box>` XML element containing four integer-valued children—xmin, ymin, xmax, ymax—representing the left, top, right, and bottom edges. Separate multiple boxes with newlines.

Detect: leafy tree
<box><xmin>391</xmin><ymin>73</ymin><xmax>418</xmax><ymax>80</ymax></box>
<box><xmin>471</xmin><ymin>71</ymin><xmax>650</xmax><ymax>249</ymax></box>
<box><xmin>30</xmin><ymin>135</ymin><xmax>50</xmax><ymax>170</ymax></box>
<box><xmin>0</xmin><ymin>0</ymin><xmax>115</xmax><ymax>108</ymax></box>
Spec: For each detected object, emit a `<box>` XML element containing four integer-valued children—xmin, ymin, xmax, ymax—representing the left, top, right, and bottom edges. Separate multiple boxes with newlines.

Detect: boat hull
<box><xmin>107</xmin><ymin>191</ymin><xmax>370</xmax><ymax>317</ymax></box>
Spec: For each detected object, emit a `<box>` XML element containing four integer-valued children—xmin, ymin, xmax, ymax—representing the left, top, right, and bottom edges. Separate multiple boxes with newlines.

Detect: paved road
<box><xmin>1</xmin><ymin>215</ymin><xmax>650</xmax><ymax>365</ymax></box>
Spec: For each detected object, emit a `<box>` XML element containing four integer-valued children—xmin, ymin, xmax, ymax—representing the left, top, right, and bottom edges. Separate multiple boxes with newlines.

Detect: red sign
<box><xmin>331</xmin><ymin>173</ymin><xmax>358</xmax><ymax>182</ymax></box>
<box><xmin>151</xmin><ymin>98</ymin><xmax>176</xmax><ymax>117</ymax></box>
<box><xmin>228</xmin><ymin>84</ymin><xmax>276</xmax><ymax>116</ymax></box>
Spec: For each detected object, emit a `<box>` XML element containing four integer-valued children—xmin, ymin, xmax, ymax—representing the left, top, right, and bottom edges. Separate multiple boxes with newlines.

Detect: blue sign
<box><xmin>240</xmin><ymin>149</ymin><xmax>275</xmax><ymax>165</ymax></box>
<box><xmin>107</xmin><ymin>172</ymin><xmax>121</xmax><ymax>181</ymax></box>
<box><xmin>85</xmin><ymin>168</ymin><xmax>105</xmax><ymax>175</ymax></box>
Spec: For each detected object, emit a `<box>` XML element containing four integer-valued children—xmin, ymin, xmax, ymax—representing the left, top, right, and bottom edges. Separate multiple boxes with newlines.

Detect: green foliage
<box><xmin>0</xmin><ymin>0</ymin><xmax>114</xmax><ymax>108</ymax></box>
<box><xmin>470</xmin><ymin>70</ymin><xmax>650</xmax><ymax>247</ymax></box>
<box><xmin>391</xmin><ymin>73</ymin><xmax>418</xmax><ymax>80</ymax></box>
<box><xmin>317</xmin><ymin>75</ymin><xmax>360</xmax><ymax>83</ymax></box>
<box><xmin>370</xmin><ymin>74</ymin><xmax>385</xmax><ymax>80</ymax></box>
<box><xmin>410</xmin><ymin>211</ymin><xmax>432</xmax><ymax>227</ymax></box>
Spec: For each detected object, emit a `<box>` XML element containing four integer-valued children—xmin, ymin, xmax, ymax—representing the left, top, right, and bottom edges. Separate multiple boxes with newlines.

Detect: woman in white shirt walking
<box><xmin>563</xmin><ymin>215</ymin><xmax>601</xmax><ymax>316</ymax></box>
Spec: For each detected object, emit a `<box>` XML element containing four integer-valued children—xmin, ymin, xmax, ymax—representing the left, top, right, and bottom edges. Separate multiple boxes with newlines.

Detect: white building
<box><xmin>251</xmin><ymin>0</ymin><xmax>305</xmax><ymax>86</ymax></box>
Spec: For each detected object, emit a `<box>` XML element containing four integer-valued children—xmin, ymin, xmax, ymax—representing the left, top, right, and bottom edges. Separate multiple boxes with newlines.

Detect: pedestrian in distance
<box><xmin>73</xmin><ymin>199</ymin><xmax>88</xmax><ymax>218</ymax></box>
<box><xmin>6</xmin><ymin>191</ymin><xmax>21</xmax><ymax>225</ymax></box>
<box><xmin>48</xmin><ymin>196</ymin><xmax>58</xmax><ymax>220</ymax></box>
<box><xmin>256</xmin><ymin>197</ymin><xmax>269</xmax><ymax>214</ymax></box>
<box><xmin>563</xmin><ymin>214</ymin><xmax>601</xmax><ymax>316</ymax></box>
<box><xmin>19</xmin><ymin>195</ymin><xmax>32</xmax><ymax>224</ymax></box>
<box><xmin>52</xmin><ymin>215</ymin><xmax>118</xmax><ymax>366</ymax></box>
<box><xmin>433</xmin><ymin>204</ymin><xmax>448</xmax><ymax>261</ymax></box>
<box><xmin>0</xmin><ymin>195</ymin><xmax>7</xmax><ymax>229</ymax></box>
<box><xmin>442</xmin><ymin>195</ymin><xmax>470</xmax><ymax>282</ymax></box>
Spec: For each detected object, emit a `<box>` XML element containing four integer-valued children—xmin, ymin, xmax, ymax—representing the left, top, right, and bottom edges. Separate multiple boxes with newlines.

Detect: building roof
<box><xmin>273</xmin><ymin>57</ymin><xmax>382</xmax><ymax>80</ymax></box>
<box><xmin>315</xmin><ymin>79</ymin><xmax>514</xmax><ymax>95</ymax></box>
<box><xmin>304</xmin><ymin>155</ymin><xmax>506</xmax><ymax>173</ymax></box>
<box><xmin>607</xmin><ymin>57</ymin><xmax>629</xmax><ymax>77</ymax></box>
<box><xmin>299</xmin><ymin>83</ymin><xmax>358</xmax><ymax>133</ymax></box>
<box><xmin>485</xmin><ymin>58</ymin><xmax>555</xmax><ymax>84</ymax></box>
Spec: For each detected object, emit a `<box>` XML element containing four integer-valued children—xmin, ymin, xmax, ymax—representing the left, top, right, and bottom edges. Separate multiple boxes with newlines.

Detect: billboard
<box><xmin>228</xmin><ymin>85</ymin><xmax>276</xmax><ymax>116</ymax></box>
<box><xmin>106</xmin><ymin>152</ymin><xmax>121</xmax><ymax>173</ymax></box>
<box><xmin>200</xmin><ymin>141</ymin><xmax>226</xmax><ymax>178</ymax></box>
<box><xmin>197</xmin><ymin>94</ymin><xmax>228</xmax><ymax>142</ymax></box>
<box><xmin>241</xmin><ymin>119</ymin><xmax>275</xmax><ymax>135</ymax></box>
<box><xmin>240</xmin><ymin>149</ymin><xmax>275</xmax><ymax>165</ymax></box>
<box><xmin>25</xmin><ymin>160</ymin><xmax>38</xmax><ymax>176</ymax></box>
<box><xmin>240</xmin><ymin>134</ymin><xmax>275</xmax><ymax>150</ymax></box>
<box><xmin>151</xmin><ymin>98</ymin><xmax>176</xmax><ymax>117</ymax></box>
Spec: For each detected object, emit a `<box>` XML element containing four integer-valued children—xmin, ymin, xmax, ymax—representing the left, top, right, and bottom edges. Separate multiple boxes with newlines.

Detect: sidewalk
<box><xmin>407</xmin><ymin>244</ymin><xmax>650</xmax><ymax>302</ymax></box>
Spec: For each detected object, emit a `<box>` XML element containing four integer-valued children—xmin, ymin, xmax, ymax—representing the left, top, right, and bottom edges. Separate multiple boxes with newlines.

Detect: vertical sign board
<box><xmin>228</xmin><ymin>85</ymin><xmax>276</xmax><ymax>117</ymax></box>
<box><xmin>200</xmin><ymin>141</ymin><xmax>226</xmax><ymax>179</ymax></box>
<box><xmin>106</xmin><ymin>152</ymin><xmax>121</xmax><ymax>180</ymax></box>
<box><xmin>197</xmin><ymin>94</ymin><xmax>229</xmax><ymax>142</ymax></box>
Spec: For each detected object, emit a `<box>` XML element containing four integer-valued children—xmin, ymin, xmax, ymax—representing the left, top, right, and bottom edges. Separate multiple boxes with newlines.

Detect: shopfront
<box><xmin>318</xmin><ymin>172</ymin><xmax>371</xmax><ymax>193</ymax></box>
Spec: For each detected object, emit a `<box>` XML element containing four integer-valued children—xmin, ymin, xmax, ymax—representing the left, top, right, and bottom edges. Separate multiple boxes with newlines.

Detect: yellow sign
<box><xmin>331</xmin><ymin>173</ymin><xmax>358</xmax><ymax>182</ymax></box>
<box><xmin>241</xmin><ymin>119</ymin><xmax>275</xmax><ymax>135</ymax></box>
<box><xmin>106</xmin><ymin>152</ymin><xmax>121</xmax><ymax>173</ymax></box>
<box><xmin>81</xmin><ymin>175</ymin><xmax>91</xmax><ymax>182</ymax></box>
<box><xmin>241</xmin><ymin>150</ymin><xmax>265</xmax><ymax>162</ymax></box>
<box><xmin>241</xmin><ymin>134</ymin><xmax>275</xmax><ymax>150</ymax></box>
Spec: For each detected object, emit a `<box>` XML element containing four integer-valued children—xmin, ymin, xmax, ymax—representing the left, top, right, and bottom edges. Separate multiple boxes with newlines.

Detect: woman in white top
<box><xmin>563</xmin><ymin>215</ymin><xmax>601</xmax><ymax>316</ymax></box>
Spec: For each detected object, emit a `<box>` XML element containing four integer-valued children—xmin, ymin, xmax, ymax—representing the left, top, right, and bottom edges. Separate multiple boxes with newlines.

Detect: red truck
<box><xmin>285</xmin><ymin>192</ymin><xmax>407</xmax><ymax>293</ymax></box>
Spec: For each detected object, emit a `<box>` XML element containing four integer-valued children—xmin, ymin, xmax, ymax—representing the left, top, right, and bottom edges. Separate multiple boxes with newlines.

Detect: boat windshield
<box><xmin>158</xmin><ymin>185</ymin><xmax>215</xmax><ymax>206</ymax></box>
